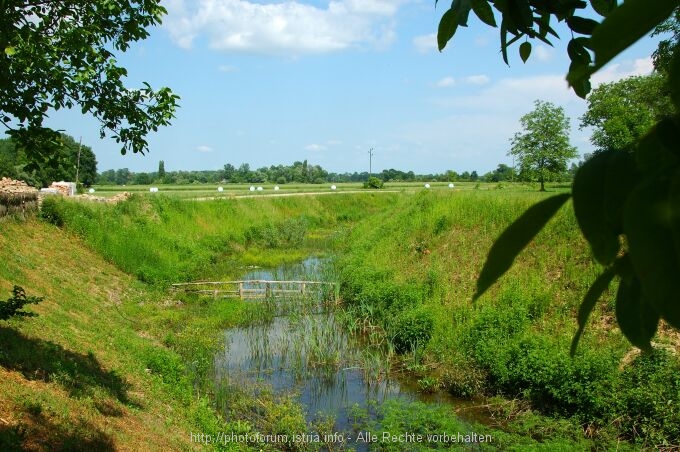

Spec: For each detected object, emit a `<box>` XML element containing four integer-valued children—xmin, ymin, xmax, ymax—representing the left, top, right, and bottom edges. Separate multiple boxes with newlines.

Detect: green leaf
<box><xmin>437</xmin><ymin>0</ymin><xmax>473</xmax><ymax>50</ymax></box>
<box><xmin>624</xmin><ymin>176</ymin><xmax>680</xmax><ymax>329</ymax></box>
<box><xmin>4</xmin><ymin>46</ymin><xmax>16</xmax><ymax>56</ymax></box>
<box><xmin>508</xmin><ymin>0</ymin><xmax>533</xmax><ymax>29</ymax></box>
<box><xmin>615</xmin><ymin>271</ymin><xmax>659</xmax><ymax>352</ymax></box>
<box><xmin>471</xmin><ymin>0</ymin><xmax>497</xmax><ymax>27</ymax></box>
<box><xmin>500</xmin><ymin>19</ymin><xmax>510</xmax><ymax>65</ymax></box>
<box><xmin>572</xmin><ymin>150</ymin><xmax>637</xmax><ymax>265</ymax></box>
<box><xmin>567</xmin><ymin>61</ymin><xmax>592</xmax><ymax>98</ymax></box>
<box><xmin>570</xmin><ymin>264</ymin><xmax>617</xmax><ymax>356</ymax></box>
<box><xmin>473</xmin><ymin>193</ymin><xmax>570</xmax><ymax>301</ymax></box>
<box><xmin>567</xmin><ymin>38</ymin><xmax>591</xmax><ymax>65</ymax></box>
<box><xmin>590</xmin><ymin>0</ymin><xmax>617</xmax><ymax>17</ymax></box>
<box><xmin>671</xmin><ymin>170</ymin><xmax>680</xmax><ymax>271</ymax></box>
<box><xmin>438</xmin><ymin>6</ymin><xmax>460</xmax><ymax>51</ymax></box>
<box><xmin>590</xmin><ymin>0</ymin><xmax>678</xmax><ymax>74</ymax></box>
<box><xmin>519</xmin><ymin>41</ymin><xmax>531</xmax><ymax>63</ymax></box>
<box><xmin>566</xmin><ymin>16</ymin><xmax>599</xmax><ymax>35</ymax></box>
<box><xmin>635</xmin><ymin>118</ymin><xmax>680</xmax><ymax>177</ymax></box>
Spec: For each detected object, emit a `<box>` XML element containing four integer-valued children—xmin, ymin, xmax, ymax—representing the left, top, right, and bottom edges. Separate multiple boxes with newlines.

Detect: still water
<box><xmin>213</xmin><ymin>257</ymin><xmax>474</xmax><ymax>439</ymax></box>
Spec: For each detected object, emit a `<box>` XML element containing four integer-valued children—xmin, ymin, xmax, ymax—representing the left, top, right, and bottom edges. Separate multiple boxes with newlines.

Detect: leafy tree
<box><xmin>236</xmin><ymin>163</ymin><xmax>251</xmax><ymax>183</ymax></box>
<box><xmin>158</xmin><ymin>160</ymin><xmax>166</xmax><ymax>181</ymax></box>
<box><xmin>486</xmin><ymin>164</ymin><xmax>515</xmax><ymax>182</ymax></box>
<box><xmin>222</xmin><ymin>163</ymin><xmax>236</xmax><ymax>182</ymax></box>
<box><xmin>97</xmin><ymin>169</ymin><xmax>116</xmax><ymax>185</ymax></box>
<box><xmin>1</xmin><ymin>1</ymin><xmax>179</xmax><ymax>166</ymax></box>
<box><xmin>438</xmin><ymin>0</ymin><xmax>680</xmax><ymax>351</ymax></box>
<box><xmin>0</xmin><ymin>134</ymin><xmax>97</xmax><ymax>187</ymax></box>
<box><xmin>652</xmin><ymin>7</ymin><xmax>680</xmax><ymax>74</ymax></box>
<box><xmin>114</xmin><ymin>168</ymin><xmax>132</xmax><ymax>185</ymax></box>
<box><xmin>509</xmin><ymin>100</ymin><xmax>577</xmax><ymax>191</ymax></box>
<box><xmin>580</xmin><ymin>74</ymin><xmax>675</xmax><ymax>153</ymax></box>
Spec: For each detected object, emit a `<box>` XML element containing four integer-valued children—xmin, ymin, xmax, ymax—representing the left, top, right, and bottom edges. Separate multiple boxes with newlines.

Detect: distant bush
<box><xmin>0</xmin><ymin>286</ymin><xmax>44</xmax><ymax>320</ymax></box>
<box><xmin>363</xmin><ymin>177</ymin><xmax>384</xmax><ymax>189</ymax></box>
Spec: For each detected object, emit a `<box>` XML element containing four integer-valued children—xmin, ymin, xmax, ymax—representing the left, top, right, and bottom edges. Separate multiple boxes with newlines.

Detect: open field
<box><xmin>88</xmin><ymin>181</ymin><xmax>571</xmax><ymax>199</ymax></box>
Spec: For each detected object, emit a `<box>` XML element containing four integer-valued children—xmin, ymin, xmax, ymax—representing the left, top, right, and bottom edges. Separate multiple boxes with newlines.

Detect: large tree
<box><xmin>437</xmin><ymin>0</ymin><xmax>680</xmax><ymax>351</ymax></box>
<box><xmin>580</xmin><ymin>74</ymin><xmax>675</xmax><ymax>153</ymax></box>
<box><xmin>509</xmin><ymin>100</ymin><xmax>577</xmax><ymax>191</ymax></box>
<box><xmin>0</xmin><ymin>134</ymin><xmax>97</xmax><ymax>187</ymax></box>
<box><xmin>0</xmin><ymin>1</ymin><xmax>179</xmax><ymax>167</ymax></box>
<box><xmin>652</xmin><ymin>6</ymin><xmax>680</xmax><ymax>74</ymax></box>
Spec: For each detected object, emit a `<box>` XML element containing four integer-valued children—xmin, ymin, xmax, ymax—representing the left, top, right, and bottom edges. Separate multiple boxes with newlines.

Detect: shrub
<box><xmin>0</xmin><ymin>286</ymin><xmax>44</xmax><ymax>320</ymax></box>
<box><xmin>390</xmin><ymin>307</ymin><xmax>434</xmax><ymax>354</ymax></box>
<box><xmin>39</xmin><ymin>196</ymin><xmax>65</xmax><ymax>226</ymax></box>
<box><xmin>363</xmin><ymin>177</ymin><xmax>384</xmax><ymax>189</ymax></box>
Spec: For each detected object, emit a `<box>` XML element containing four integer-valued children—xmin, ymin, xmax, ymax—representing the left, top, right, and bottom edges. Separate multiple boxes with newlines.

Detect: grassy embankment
<box><xmin>0</xmin><ymin>192</ymin><xmax>397</xmax><ymax>450</ymax></box>
<box><xmin>335</xmin><ymin>188</ymin><xmax>680</xmax><ymax>449</ymax></box>
<box><xmin>4</xmin><ymin>186</ymin><xmax>679</xmax><ymax>450</ymax></box>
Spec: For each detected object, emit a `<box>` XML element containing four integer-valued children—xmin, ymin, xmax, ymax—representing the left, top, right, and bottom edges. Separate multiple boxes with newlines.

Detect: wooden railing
<box><xmin>171</xmin><ymin>280</ymin><xmax>338</xmax><ymax>301</ymax></box>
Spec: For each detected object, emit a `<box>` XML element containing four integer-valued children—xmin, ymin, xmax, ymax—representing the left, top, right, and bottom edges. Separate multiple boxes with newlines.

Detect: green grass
<box><xmin>4</xmin><ymin>187</ymin><xmax>679</xmax><ymax>449</ymax></box>
<box><xmin>335</xmin><ymin>189</ymin><xmax>680</xmax><ymax>447</ymax></box>
<box><xmin>88</xmin><ymin>180</ymin><xmax>571</xmax><ymax>199</ymax></box>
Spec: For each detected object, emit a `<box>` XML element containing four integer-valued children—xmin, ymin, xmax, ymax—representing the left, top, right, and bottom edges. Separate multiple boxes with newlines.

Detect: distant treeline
<box><xmin>97</xmin><ymin>160</ymin><xmax>565</xmax><ymax>185</ymax></box>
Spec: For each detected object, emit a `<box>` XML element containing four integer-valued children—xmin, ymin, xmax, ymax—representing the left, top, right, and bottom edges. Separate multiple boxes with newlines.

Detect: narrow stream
<box><xmin>213</xmin><ymin>257</ymin><xmax>481</xmax><ymax>447</ymax></box>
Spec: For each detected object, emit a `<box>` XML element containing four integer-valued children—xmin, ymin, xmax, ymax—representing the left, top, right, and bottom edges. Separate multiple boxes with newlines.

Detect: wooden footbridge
<box><xmin>171</xmin><ymin>279</ymin><xmax>338</xmax><ymax>301</ymax></box>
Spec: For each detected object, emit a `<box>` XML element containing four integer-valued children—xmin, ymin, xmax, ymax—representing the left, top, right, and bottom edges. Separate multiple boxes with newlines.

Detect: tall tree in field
<box><xmin>580</xmin><ymin>74</ymin><xmax>675</xmax><ymax>153</ymax></box>
<box><xmin>0</xmin><ymin>1</ymin><xmax>179</xmax><ymax>168</ymax></box>
<box><xmin>158</xmin><ymin>160</ymin><xmax>166</xmax><ymax>181</ymax></box>
<box><xmin>509</xmin><ymin>100</ymin><xmax>577</xmax><ymax>191</ymax></box>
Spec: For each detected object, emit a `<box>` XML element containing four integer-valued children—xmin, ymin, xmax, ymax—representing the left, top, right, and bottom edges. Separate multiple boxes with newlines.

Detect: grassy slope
<box><xmin>335</xmin><ymin>188</ymin><xmax>680</xmax><ymax>447</ymax></box>
<box><xmin>0</xmin><ymin>218</ymin><xmax>210</xmax><ymax>450</ymax></box>
<box><xmin>0</xmin><ymin>192</ymin><xmax>399</xmax><ymax>450</ymax></box>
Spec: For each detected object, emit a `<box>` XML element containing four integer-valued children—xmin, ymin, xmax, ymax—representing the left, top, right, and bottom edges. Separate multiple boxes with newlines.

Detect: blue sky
<box><xmin>46</xmin><ymin>0</ymin><xmax>661</xmax><ymax>175</ymax></box>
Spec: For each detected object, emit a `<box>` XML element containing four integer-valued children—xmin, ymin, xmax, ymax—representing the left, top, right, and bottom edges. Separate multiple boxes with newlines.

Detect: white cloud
<box><xmin>434</xmin><ymin>74</ymin><xmax>490</xmax><ymax>88</ymax></box>
<box><xmin>592</xmin><ymin>57</ymin><xmax>654</xmax><ymax>86</ymax></box>
<box><xmin>413</xmin><ymin>33</ymin><xmax>437</xmax><ymax>53</ymax></box>
<box><xmin>533</xmin><ymin>45</ymin><xmax>553</xmax><ymax>62</ymax></box>
<box><xmin>165</xmin><ymin>0</ymin><xmax>405</xmax><ymax>55</ymax></box>
<box><xmin>435</xmin><ymin>76</ymin><xmax>456</xmax><ymax>88</ymax></box>
<box><xmin>305</xmin><ymin>143</ymin><xmax>325</xmax><ymax>151</ymax></box>
<box><xmin>196</xmin><ymin>145</ymin><xmax>213</xmax><ymax>152</ymax></box>
<box><xmin>410</xmin><ymin>73</ymin><xmax>596</xmax><ymax>172</ymax></box>
<box><xmin>218</xmin><ymin>64</ymin><xmax>237</xmax><ymax>72</ymax></box>
<box><xmin>462</xmin><ymin>74</ymin><xmax>490</xmax><ymax>85</ymax></box>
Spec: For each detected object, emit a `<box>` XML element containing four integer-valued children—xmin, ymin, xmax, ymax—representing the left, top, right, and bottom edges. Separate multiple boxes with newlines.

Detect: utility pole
<box><xmin>75</xmin><ymin>136</ymin><xmax>82</xmax><ymax>188</ymax></box>
<box><xmin>368</xmin><ymin>147</ymin><xmax>374</xmax><ymax>178</ymax></box>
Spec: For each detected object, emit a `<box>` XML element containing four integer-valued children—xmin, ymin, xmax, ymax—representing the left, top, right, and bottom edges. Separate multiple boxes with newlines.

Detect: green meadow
<box><xmin>1</xmin><ymin>186</ymin><xmax>679</xmax><ymax>450</ymax></box>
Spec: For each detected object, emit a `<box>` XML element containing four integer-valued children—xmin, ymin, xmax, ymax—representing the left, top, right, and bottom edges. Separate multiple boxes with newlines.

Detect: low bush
<box><xmin>0</xmin><ymin>286</ymin><xmax>44</xmax><ymax>320</ymax></box>
<box><xmin>390</xmin><ymin>307</ymin><xmax>434</xmax><ymax>354</ymax></box>
<box><xmin>363</xmin><ymin>176</ymin><xmax>384</xmax><ymax>189</ymax></box>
